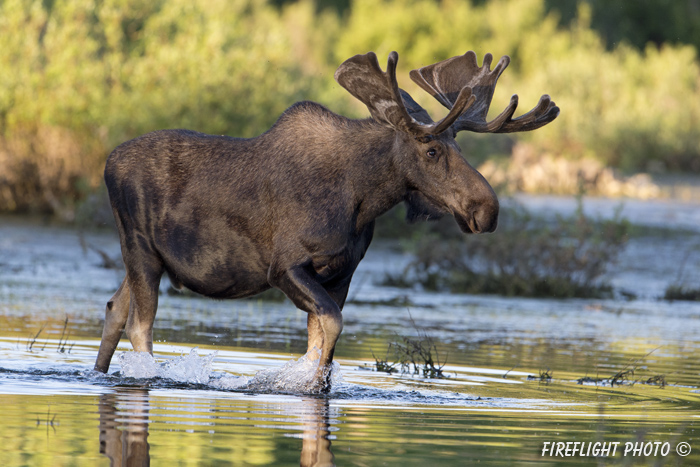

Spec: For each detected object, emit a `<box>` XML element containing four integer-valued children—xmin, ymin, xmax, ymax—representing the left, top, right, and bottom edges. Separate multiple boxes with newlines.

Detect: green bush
<box><xmin>0</xmin><ymin>0</ymin><xmax>328</xmax><ymax>214</ymax></box>
<box><xmin>548</xmin><ymin>0</ymin><xmax>700</xmax><ymax>53</ymax></box>
<box><xmin>332</xmin><ymin>0</ymin><xmax>700</xmax><ymax>173</ymax></box>
<box><xmin>385</xmin><ymin>200</ymin><xmax>630</xmax><ymax>298</ymax></box>
<box><xmin>2</xmin><ymin>0</ymin><xmax>700</xmax><ymax>216</ymax></box>
<box><xmin>664</xmin><ymin>285</ymin><xmax>700</xmax><ymax>302</ymax></box>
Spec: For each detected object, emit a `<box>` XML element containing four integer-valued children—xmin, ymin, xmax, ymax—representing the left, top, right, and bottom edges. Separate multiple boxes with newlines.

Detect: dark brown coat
<box><xmin>94</xmin><ymin>51</ymin><xmax>558</xmax><ymax>392</ymax></box>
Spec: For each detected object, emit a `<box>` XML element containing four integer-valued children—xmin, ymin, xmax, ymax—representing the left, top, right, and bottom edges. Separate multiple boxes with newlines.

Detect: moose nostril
<box><xmin>470</xmin><ymin>213</ymin><xmax>482</xmax><ymax>234</ymax></box>
<box><xmin>472</xmin><ymin>205</ymin><xmax>498</xmax><ymax>234</ymax></box>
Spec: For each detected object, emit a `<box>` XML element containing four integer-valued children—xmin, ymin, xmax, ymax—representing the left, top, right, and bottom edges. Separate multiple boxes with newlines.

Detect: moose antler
<box><xmin>409</xmin><ymin>51</ymin><xmax>559</xmax><ymax>133</ymax></box>
<box><xmin>335</xmin><ymin>51</ymin><xmax>475</xmax><ymax>137</ymax></box>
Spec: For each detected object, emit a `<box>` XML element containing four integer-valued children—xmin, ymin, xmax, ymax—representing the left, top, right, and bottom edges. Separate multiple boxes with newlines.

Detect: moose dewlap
<box><xmin>94</xmin><ymin>50</ymin><xmax>559</xmax><ymax>392</ymax></box>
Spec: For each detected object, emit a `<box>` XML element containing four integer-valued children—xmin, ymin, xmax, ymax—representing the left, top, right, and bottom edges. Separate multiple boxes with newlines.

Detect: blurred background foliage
<box><xmin>1</xmin><ymin>0</ymin><xmax>700</xmax><ymax>216</ymax></box>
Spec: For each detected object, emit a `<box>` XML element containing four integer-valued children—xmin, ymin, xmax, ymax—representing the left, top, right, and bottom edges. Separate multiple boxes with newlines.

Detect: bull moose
<box><xmin>94</xmin><ymin>51</ymin><xmax>559</xmax><ymax>391</ymax></box>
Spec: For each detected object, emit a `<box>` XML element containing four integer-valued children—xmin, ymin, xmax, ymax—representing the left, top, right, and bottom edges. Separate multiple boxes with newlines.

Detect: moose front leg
<box><xmin>305</xmin><ymin>313</ymin><xmax>324</xmax><ymax>361</ymax></box>
<box><xmin>306</xmin><ymin>279</ymin><xmax>351</xmax><ymax>362</ymax></box>
<box><xmin>269</xmin><ymin>265</ymin><xmax>343</xmax><ymax>392</ymax></box>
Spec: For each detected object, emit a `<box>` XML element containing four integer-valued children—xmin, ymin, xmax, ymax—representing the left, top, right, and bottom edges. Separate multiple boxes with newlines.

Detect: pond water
<box><xmin>0</xmin><ymin>196</ymin><xmax>699</xmax><ymax>466</ymax></box>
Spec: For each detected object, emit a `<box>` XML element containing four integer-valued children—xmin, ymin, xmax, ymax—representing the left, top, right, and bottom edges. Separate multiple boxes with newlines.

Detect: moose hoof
<box><xmin>309</xmin><ymin>366</ymin><xmax>333</xmax><ymax>394</ymax></box>
<box><xmin>309</xmin><ymin>379</ymin><xmax>332</xmax><ymax>394</ymax></box>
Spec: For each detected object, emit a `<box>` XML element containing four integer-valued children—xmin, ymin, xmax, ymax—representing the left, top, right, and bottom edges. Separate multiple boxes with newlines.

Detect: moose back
<box><xmin>94</xmin><ymin>51</ymin><xmax>559</xmax><ymax>391</ymax></box>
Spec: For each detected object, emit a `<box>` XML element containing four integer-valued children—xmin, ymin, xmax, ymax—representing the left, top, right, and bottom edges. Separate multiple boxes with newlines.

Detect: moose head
<box><xmin>335</xmin><ymin>50</ymin><xmax>559</xmax><ymax>234</ymax></box>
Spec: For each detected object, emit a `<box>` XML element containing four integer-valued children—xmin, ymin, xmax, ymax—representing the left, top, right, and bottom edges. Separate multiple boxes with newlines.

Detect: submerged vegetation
<box><xmin>372</xmin><ymin>314</ymin><xmax>448</xmax><ymax>378</ymax></box>
<box><xmin>25</xmin><ymin>318</ymin><xmax>75</xmax><ymax>354</ymax></box>
<box><xmin>664</xmin><ymin>285</ymin><xmax>700</xmax><ymax>302</ymax></box>
<box><xmin>663</xmin><ymin>245</ymin><xmax>700</xmax><ymax>301</ymax></box>
<box><xmin>576</xmin><ymin>349</ymin><xmax>666</xmax><ymax>387</ymax></box>
<box><xmin>2</xmin><ymin>0</ymin><xmax>700</xmax><ymax>217</ymax></box>
<box><xmin>576</xmin><ymin>369</ymin><xmax>668</xmax><ymax>387</ymax></box>
<box><xmin>384</xmin><ymin>199</ymin><xmax>629</xmax><ymax>298</ymax></box>
<box><xmin>527</xmin><ymin>368</ymin><xmax>553</xmax><ymax>383</ymax></box>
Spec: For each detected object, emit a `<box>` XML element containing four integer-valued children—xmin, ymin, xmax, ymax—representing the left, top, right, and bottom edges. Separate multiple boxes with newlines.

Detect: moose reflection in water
<box><xmin>98</xmin><ymin>388</ymin><xmax>335</xmax><ymax>467</ymax></box>
<box><xmin>94</xmin><ymin>50</ymin><xmax>559</xmax><ymax>392</ymax></box>
<box><xmin>98</xmin><ymin>389</ymin><xmax>150</xmax><ymax>466</ymax></box>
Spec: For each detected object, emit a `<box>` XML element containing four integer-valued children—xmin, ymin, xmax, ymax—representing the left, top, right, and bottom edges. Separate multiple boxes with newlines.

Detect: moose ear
<box><xmin>404</xmin><ymin>191</ymin><xmax>447</xmax><ymax>224</ymax></box>
<box><xmin>399</xmin><ymin>89</ymin><xmax>434</xmax><ymax>125</ymax></box>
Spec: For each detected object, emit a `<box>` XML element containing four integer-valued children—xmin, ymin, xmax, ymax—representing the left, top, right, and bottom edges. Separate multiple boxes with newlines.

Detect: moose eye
<box><xmin>426</xmin><ymin>148</ymin><xmax>438</xmax><ymax>159</ymax></box>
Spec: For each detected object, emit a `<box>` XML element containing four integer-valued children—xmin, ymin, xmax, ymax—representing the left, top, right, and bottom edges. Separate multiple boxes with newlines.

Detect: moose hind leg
<box><xmin>95</xmin><ymin>277</ymin><xmax>131</xmax><ymax>372</ymax></box>
<box><xmin>124</xmin><ymin>268</ymin><xmax>161</xmax><ymax>354</ymax></box>
<box><xmin>121</xmin><ymin>245</ymin><xmax>164</xmax><ymax>355</ymax></box>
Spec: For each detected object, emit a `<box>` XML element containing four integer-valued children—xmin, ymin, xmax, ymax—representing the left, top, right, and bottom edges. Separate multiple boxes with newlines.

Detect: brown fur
<box><xmin>92</xmin><ymin>51</ymin><xmax>558</xmax><ymax>391</ymax></box>
<box><xmin>94</xmin><ymin>45</ymin><xmax>560</xmax><ymax>391</ymax></box>
<box><xmin>93</xmin><ymin>101</ymin><xmax>499</xmax><ymax>390</ymax></box>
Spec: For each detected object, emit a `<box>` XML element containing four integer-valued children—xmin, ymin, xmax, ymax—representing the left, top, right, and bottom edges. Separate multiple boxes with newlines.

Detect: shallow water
<box><xmin>1</xmin><ymin>198</ymin><xmax>699</xmax><ymax>466</ymax></box>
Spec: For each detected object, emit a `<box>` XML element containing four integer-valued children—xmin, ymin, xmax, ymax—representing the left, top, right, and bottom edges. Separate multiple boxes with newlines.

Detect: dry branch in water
<box><xmin>372</xmin><ymin>312</ymin><xmax>448</xmax><ymax>379</ymax></box>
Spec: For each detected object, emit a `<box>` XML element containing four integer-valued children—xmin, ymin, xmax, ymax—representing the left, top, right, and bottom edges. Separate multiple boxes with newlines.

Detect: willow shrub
<box><xmin>333</xmin><ymin>0</ymin><xmax>700</xmax><ymax>173</ymax></box>
<box><xmin>383</xmin><ymin>200</ymin><xmax>630</xmax><ymax>299</ymax></box>
<box><xmin>1</xmin><ymin>0</ymin><xmax>700</xmax><ymax>216</ymax></box>
<box><xmin>0</xmin><ymin>0</ymin><xmax>326</xmax><ymax>214</ymax></box>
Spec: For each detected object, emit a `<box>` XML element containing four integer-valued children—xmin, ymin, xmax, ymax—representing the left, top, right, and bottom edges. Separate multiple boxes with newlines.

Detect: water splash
<box><xmin>118</xmin><ymin>348</ymin><xmax>216</xmax><ymax>384</ymax></box>
<box><xmin>223</xmin><ymin>350</ymin><xmax>342</xmax><ymax>393</ymax></box>
<box><xmin>116</xmin><ymin>347</ymin><xmax>341</xmax><ymax>394</ymax></box>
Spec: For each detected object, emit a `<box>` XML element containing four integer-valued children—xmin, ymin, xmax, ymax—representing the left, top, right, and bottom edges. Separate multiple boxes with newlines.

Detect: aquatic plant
<box><xmin>609</xmin><ymin>368</ymin><xmax>635</xmax><ymax>387</ymax></box>
<box><xmin>576</xmin><ymin>348</ymin><xmax>664</xmax><ymax>387</ymax></box>
<box><xmin>56</xmin><ymin>317</ymin><xmax>74</xmax><ymax>354</ymax></box>
<box><xmin>372</xmin><ymin>314</ymin><xmax>448</xmax><ymax>379</ymax></box>
<box><xmin>370</xmin><ymin>348</ymin><xmax>398</xmax><ymax>374</ymax></box>
<box><xmin>527</xmin><ymin>368</ymin><xmax>553</xmax><ymax>383</ymax></box>
<box><xmin>642</xmin><ymin>374</ymin><xmax>667</xmax><ymax>388</ymax></box>
<box><xmin>25</xmin><ymin>324</ymin><xmax>46</xmax><ymax>352</ymax></box>
<box><xmin>576</xmin><ymin>369</ymin><xmax>667</xmax><ymax>388</ymax></box>
<box><xmin>25</xmin><ymin>318</ymin><xmax>75</xmax><ymax>354</ymax></box>
<box><xmin>663</xmin><ymin>285</ymin><xmax>700</xmax><ymax>302</ymax></box>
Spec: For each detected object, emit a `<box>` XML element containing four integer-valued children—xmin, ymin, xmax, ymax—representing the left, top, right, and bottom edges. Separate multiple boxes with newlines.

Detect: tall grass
<box><xmin>1</xmin><ymin>0</ymin><xmax>700</xmax><ymax>216</ymax></box>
